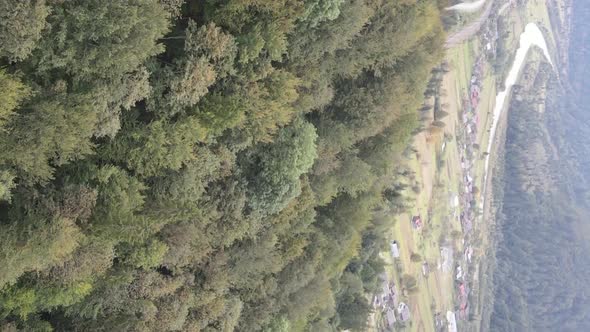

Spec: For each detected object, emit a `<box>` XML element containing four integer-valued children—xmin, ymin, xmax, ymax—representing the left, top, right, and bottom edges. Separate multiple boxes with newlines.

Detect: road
<box><xmin>445</xmin><ymin>0</ymin><xmax>495</xmax><ymax>48</ymax></box>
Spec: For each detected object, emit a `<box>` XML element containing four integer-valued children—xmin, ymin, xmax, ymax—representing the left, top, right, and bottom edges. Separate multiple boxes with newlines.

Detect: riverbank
<box><xmin>473</xmin><ymin>83</ymin><xmax>508</xmax><ymax>332</ymax></box>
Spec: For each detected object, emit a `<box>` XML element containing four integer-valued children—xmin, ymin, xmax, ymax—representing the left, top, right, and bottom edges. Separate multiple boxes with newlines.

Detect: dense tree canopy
<box><xmin>0</xmin><ymin>0</ymin><xmax>50</xmax><ymax>62</ymax></box>
<box><xmin>0</xmin><ymin>0</ymin><xmax>444</xmax><ymax>330</ymax></box>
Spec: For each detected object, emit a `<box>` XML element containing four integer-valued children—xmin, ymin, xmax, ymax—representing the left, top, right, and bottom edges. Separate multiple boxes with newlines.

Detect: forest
<box><xmin>0</xmin><ymin>0</ymin><xmax>446</xmax><ymax>330</ymax></box>
<box><xmin>489</xmin><ymin>6</ymin><xmax>590</xmax><ymax>328</ymax></box>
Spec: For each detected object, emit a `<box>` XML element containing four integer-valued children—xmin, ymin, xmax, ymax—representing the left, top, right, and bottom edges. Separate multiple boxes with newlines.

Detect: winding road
<box><xmin>445</xmin><ymin>0</ymin><xmax>495</xmax><ymax>48</ymax></box>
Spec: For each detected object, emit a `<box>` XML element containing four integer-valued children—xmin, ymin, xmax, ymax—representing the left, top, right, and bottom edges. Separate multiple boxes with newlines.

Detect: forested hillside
<box><xmin>0</xmin><ymin>0</ymin><xmax>445</xmax><ymax>330</ymax></box>
<box><xmin>490</xmin><ymin>12</ymin><xmax>590</xmax><ymax>329</ymax></box>
<box><xmin>555</xmin><ymin>0</ymin><xmax>590</xmax><ymax>204</ymax></box>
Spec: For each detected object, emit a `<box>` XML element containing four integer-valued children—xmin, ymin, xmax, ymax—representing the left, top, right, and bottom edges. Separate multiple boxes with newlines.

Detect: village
<box><xmin>370</xmin><ymin>47</ymin><xmax>492</xmax><ymax>332</ymax></box>
<box><xmin>368</xmin><ymin>0</ymin><xmax>528</xmax><ymax>330</ymax></box>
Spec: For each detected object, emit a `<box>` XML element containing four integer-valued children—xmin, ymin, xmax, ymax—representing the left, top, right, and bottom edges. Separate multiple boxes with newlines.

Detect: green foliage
<box><xmin>202</xmin><ymin>0</ymin><xmax>302</xmax><ymax>64</ymax></box>
<box><xmin>0</xmin><ymin>94</ymin><xmax>97</xmax><ymax>182</ymax></box>
<box><xmin>336</xmin><ymin>272</ymin><xmax>371</xmax><ymax>330</ymax></box>
<box><xmin>360</xmin><ymin>113</ymin><xmax>418</xmax><ymax>178</ymax></box>
<box><xmin>242</xmin><ymin>118</ymin><xmax>318</xmax><ymax>214</ymax></box>
<box><xmin>0</xmin><ymin>0</ymin><xmax>445</xmax><ymax>330</ymax></box>
<box><xmin>263</xmin><ymin>316</ymin><xmax>290</xmax><ymax>332</ymax></box>
<box><xmin>149</xmin><ymin>20</ymin><xmax>237</xmax><ymax>117</ymax></box>
<box><xmin>311</xmin><ymin>154</ymin><xmax>377</xmax><ymax>205</ymax></box>
<box><xmin>0</xmin><ymin>70</ymin><xmax>31</xmax><ymax>129</ymax></box>
<box><xmin>241</xmin><ymin>68</ymin><xmax>301</xmax><ymax>142</ymax></box>
<box><xmin>195</xmin><ymin>93</ymin><xmax>245</xmax><ymax>136</ymax></box>
<box><xmin>90</xmin><ymin>67</ymin><xmax>153</xmax><ymax>138</ymax></box>
<box><xmin>33</xmin><ymin>0</ymin><xmax>169</xmax><ymax>81</ymax></box>
<box><xmin>0</xmin><ymin>218</ymin><xmax>84</xmax><ymax>289</ymax></box>
<box><xmin>159</xmin><ymin>0</ymin><xmax>185</xmax><ymax>18</ymax></box>
<box><xmin>299</xmin><ymin>0</ymin><xmax>345</xmax><ymax>27</ymax></box>
<box><xmin>90</xmin><ymin>166</ymin><xmax>148</xmax><ymax>243</ymax></box>
<box><xmin>0</xmin><ymin>288</ymin><xmax>36</xmax><ymax>319</ymax></box>
<box><xmin>0</xmin><ymin>0</ymin><xmax>50</xmax><ymax>61</ymax></box>
<box><xmin>122</xmin><ymin>240</ymin><xmax>169</xmax><ymax>269</ymax></box>
<box><xmin>236</xmin><ymin>27</ymin><xmax>267</xmax><ymax>64</ymax></box>
<box><xmin>102</xmin><ymin>116</ymin><xmax>205</xmax><ymax>177</ymax></box>
<box><xmin>1</xmin><ymin>280</ymin><xmax>95</xmax><ymax>318</ymax></box>
<box><xmin>329</xmin><ymin>0</ymin><xmax>444</xmax><ymax>77</ymax></box>
<box><xmin>167</xmin><ymin>21</ymin><xmax>237</xmax><ymax>114</ymax></box>
<box><xmin>37</xmin><ymin>281</ymin><xmax>94</xmax><ymax>310</ymax></box>
<box><xmin>46</xmin><ymin>242</ymin><xmax>114</xmax><ymax>284</ymax></box>
<box><xmin>432</xmin><ymin>120</ymin><xmax>446</xmax><ymax>128</ymax></box>
<box><xmin>435</xmin><ymin>110</ymin><xmax>449</xmax><ymax>120</ymax></box>
<box><xmin>401</xmin><ymin>274</ymin><xmax>418</xmax><ymax>292</ymax></box>
<box><xmin>0</xmin><ymin>170</ymin><xmax>15</xmax><ymax>202</ymax></box>
<box><xmin>410</xmin><ymin>252</ymin><xmax>422</xmax><ymax>262</ymax></box>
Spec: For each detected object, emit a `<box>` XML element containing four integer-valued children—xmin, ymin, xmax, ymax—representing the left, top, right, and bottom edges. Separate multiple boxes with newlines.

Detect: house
<box><xmin>447</xmin><ymin>311</ymin><xmax>458</xmax><ymax>332</ymax></box>
<box><xmin>386</xmin><ymin>308</ymin><xmax>397</xmax><ymax>327</ymax></box>
<box><xmin>397</xmin><ymin>302</ymin><xmax>411</xmax><ymax>322</ymax></box>
<box><xmin>411</xmin><ymin>215</ymin><xmax>423</xmax><ymax>230</ymax></box>
<box><xmin>374</xmin><ymin>274</ymin><xmax>389</xmax><ymax>307</ymax></box>
<box><xmin>390</xmin><ymin>240</ymin><xmax>400</xmax><ymax>258</ymax></box>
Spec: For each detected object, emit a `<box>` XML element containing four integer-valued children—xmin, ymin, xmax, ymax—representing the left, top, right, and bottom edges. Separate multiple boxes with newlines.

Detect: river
<box><xmin>446</xmin><ymin>0</ymin><xmax>487</xmax><ymax>13</ymax></box>
<box><xmin>481</xmin><ymin>23</ymin><xmax>553</xmax><ymax>207</ymax></box>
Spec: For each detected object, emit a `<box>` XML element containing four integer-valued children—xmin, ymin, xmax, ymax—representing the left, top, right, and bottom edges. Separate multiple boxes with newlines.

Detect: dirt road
<box><xmin>445</xmin><ymin>0</ymin><xmax>495</xmax><ymax>48</ymax></box>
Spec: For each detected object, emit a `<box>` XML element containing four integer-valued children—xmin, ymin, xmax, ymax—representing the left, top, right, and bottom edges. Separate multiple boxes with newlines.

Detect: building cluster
<box><xmin>372</xmin><ymin>273</ymin><xmax>410</xmax><ymax>330</ymax></box>
<box><xmin>449</xmin><ymin>53</ymin><xmax>488</xmax><ymax>324</ymax></box>
<box><xmin>374</xmin><ymin>16</ymin><xmax>500</xmax><ymax>328</ymax></box>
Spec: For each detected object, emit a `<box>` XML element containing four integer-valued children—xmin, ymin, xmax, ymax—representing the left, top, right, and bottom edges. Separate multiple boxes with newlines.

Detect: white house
<box><xmin>390</xmin><ymin>240</ymin><xmax>400</xmax><ymax>258</ymax></box>
<box><xmin>447</xmin><ymin>311</ymin><xmax>457</xmax><ymax>332</ymax></box>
